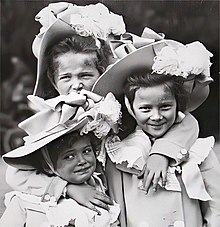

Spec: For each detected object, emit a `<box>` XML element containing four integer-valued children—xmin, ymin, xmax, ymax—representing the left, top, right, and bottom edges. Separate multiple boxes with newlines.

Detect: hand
<box><xmin>65</xmin><ymin>92</ymin><xmax>87</xmax><ymax>106</ymax></box>
<box><xmin>80</xmin><ymin>89</ymin><xmax>103</xmax><ymax>103</ymax></box>
<box><xmin>138</xmin><ymin>154</ymin><xmax>169</xmax><ymax>193</ymax></box>
<box><xmin>66</xmin><ymin>184</ymin><xmax>113</xmax><ymax>215</ymax></box>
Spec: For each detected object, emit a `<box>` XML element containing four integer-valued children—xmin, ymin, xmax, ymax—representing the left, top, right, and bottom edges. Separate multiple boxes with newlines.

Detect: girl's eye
<box><xmin>83</xmin><ymin>148</ymin><xmax>93</xmax><ymax>154</ymax></box>
<box><xmin>80</xmin><ymin>74</ymin><xmax>94</xmax><ymax>79</ymax></box>
<box><xmin>160</xmin><ymin>105</ymin><xmax>172</xmax><ymax>111</ymax></box>
<box><xmin>60</xmin><ymin>74</ymin><xmax>71</xmax><ymax>80</ymax></box>
<box><xmin>139</xmin><ymin>106</ymin><xmax>151</xmax><ymax>112</ymax></box>
<box><xmin>64</xmin><ymin>154</ymin><xmax>75</xmax><ymax>160</ymax></box>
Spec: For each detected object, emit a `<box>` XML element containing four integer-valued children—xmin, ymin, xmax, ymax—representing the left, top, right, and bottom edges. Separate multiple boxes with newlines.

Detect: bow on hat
<box><xmin>109</xmin><ymin>27</ymin><xmax>164</xmax><ymax>59</ymax></box>
<box><xmin>21</xmin><ymin>94</ymin><xmax>87</xmax><ymax>145</ymax></box>
<box><xmin>24</xmin><ymin>91</ymin><xmax>122</xmax><ymax>144</ymax></box>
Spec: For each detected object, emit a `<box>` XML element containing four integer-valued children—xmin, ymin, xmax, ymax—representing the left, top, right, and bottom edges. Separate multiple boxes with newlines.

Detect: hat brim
<box><xmin>3</xmin><ymin>118</ymin><xmax>88</xmax><ymax>170</ymax></box>
<box><xmin>33</xmin><ymin>19</ymin><xmax>76</xmax><ymax>97</ymax></box>
<box><xmin>92</xmin><ymin>40</ymin><xmax>167</xmax><ymax>98</ymax></box>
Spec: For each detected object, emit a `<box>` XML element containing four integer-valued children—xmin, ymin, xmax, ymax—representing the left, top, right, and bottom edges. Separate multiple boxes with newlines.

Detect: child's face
<box><xmin>55</xmin><ymin>135</ymin><xmax>96</xmax><ymax>184</ymax></box>
<box><xmin>132</xmin><ymin>85</ymin><xmax>177</xmax><ymax>139</ymax></box>
<box><xmin>54</xmin><ymin>52</ymin><xmax>100</xmax><ymax>94</ymax></box>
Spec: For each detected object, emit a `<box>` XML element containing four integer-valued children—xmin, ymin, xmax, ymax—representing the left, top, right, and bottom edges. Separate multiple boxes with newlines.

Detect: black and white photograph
<box><xmin>0</xmin><ymin>0</ymin><xmax>219</xmax><ymax>226</ymax></box>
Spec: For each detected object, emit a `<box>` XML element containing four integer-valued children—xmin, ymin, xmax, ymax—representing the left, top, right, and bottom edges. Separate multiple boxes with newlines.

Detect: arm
<box><xmin>6</xmin><ymin>166</ymin><xmax>113</xmax><ymax>212</ymax></box>
<box><xmin>6</xmin><ymin>166</ymin><xmax>67</xmax><ymax>200</ymax></box>
<box><xmin>200</xmin><ymin>150</ymin><xmax>220</xmax><ymax>227</ymax></box>
<box><xmin>0</xmin><ymin>195</ymin><xmax>26</xmax><ymax>227</ymax></box>
<box><xmin>140</xmin><ymin>113</ymin><xmax>199</xmax><ymax>192</ymax></box>
<box><xmin>150</xmin><ymin>113</ymin><xmax>199</xmax><ymax>165</ymax></box>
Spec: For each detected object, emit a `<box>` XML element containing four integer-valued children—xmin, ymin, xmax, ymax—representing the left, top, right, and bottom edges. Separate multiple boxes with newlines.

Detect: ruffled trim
<box><xmin>105</xmin><ymin>129</ymin><xmax>151</xmax><ymax>171</ymax></box>
<box><xmin>139</xmin><ymin>136</ymin><xmax>214</xmax><ymax>201</ymax></box>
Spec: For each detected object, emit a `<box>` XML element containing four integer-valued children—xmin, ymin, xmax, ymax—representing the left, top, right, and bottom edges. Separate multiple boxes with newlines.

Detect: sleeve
<box><xmin>200</xmin><ymin>150</ymin><xmax>220</xmax><ymax>227</ymax></box>
<box><xmin>6</xmin><ymin>166</ymin><xmax>67</xmax><ymax>201</ymax></box>
<box><xmin>149</xmin><ymin>113</ymin><xmax>199</xmax><ymax>165</ymax></box>
<box><xmin>0</xmin><ymin>195</ymin><xmax>26</xmax><ymax>227</ymax></box>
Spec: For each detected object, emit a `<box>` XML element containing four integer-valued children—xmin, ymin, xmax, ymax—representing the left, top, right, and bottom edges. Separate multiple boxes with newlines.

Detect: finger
<box><xmin>143</xmin><ymin>171</ymin><xmax>154</xmax><ymax>193</ymax></box>
<box><xmin>152</xmin><ymin>172</ymin><xmax>161</xmax><ymax>192</ymax></box>
<box><xmin>86</xmin><ymin>203</ymin><xmax>101</xmax><ymax>215</ymax></box>
<box><xmin>137</xmin><ymin>164</ymin><xmax>147</xmax><ymax>179</ymax></box>
<box><xmin>161</xmin><ymin>170</ymin><xmax>167</xmax><ymax>188</ymax></box>
<box><xmin>91</xmin><ymin>199</ymin><xmax>109</xmax><ymax>211</ymax></box>
<box><xmin>94</xmin><ymin>192</ymin><xmax>113</xmax><ymax>205</ymax></box>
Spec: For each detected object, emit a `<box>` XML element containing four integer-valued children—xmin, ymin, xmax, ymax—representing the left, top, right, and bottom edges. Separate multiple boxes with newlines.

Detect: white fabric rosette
<box><xmin>35</xmin><ymin>2</ymin><xmax>126</xmax><ymax>41</ymax></box>
<box><xmin>152</xmin><ymin>41</ymin><xmax>213</xmax><ymax>82</ymax></box>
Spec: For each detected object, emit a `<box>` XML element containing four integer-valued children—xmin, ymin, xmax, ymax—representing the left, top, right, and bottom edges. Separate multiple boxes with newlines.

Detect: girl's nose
<box><xmin>71</xmin><ymin>78</ymin><xmax>83</xmax><ymax>92</ymax></box>
<box><xmin>150</xmin><ymin>110</ymin><xmax>163</xmax><ymax>121</ymax></box>
<box><xmin>77</xmin><ymin>154</ymin><xmax>87</xmax><ymax>166</ymax></box>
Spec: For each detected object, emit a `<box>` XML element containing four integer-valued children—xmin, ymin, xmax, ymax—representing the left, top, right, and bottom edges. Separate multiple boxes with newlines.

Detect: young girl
<box><xmin>103</xmin><ymin>71</ymin><xmax>220</xmax><ymax>227</ymax></box>
<box><xmin>6</xmin><ymin>1</ymin><xmax>203</xmax><ymax>219</ymax></box>
<box><xmin>92</xmin><ymin>38</ymin><xmax>220</xmax><ymax>226</ymax></box>
<box><xmin>1</xmin><ymin>97</ymin><xmax>120</xmax><ymax>227</ymax></box>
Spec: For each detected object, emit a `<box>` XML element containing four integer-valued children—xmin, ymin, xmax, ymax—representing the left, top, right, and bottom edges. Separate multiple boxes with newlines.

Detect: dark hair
<box><xmin>124</xmin><ymin>70</ymin><xmax>189</xmax><ymax>113</ymax></box>
<box><xmin>31</xmin><ymin>131</ymin><xmax>100</xmax><ymax>176</ymax></box>
<box><xmin>41</xmin><ymin>34</ymin><xmax>111</xmax><ymax>99</ymax></box>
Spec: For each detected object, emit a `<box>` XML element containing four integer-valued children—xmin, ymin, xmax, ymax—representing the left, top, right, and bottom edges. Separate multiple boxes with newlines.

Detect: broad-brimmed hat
<box><xmin>92</xmin><ymin>34</ymin><xmax>213</xmax><ymax>111</ymax></box>
<box><xmin>2</xmin><ymin>96</ymin><xmax>88</xmax><ymax>170</ymax></box>
<box><xmin>3</xmin><ymin>91</ymin><xmax>122</xmax><ymax>170</ymax></box>
<box><xmin>32</xmin><ymin>2</ymin><xmax>126</xmax><ymax>97</ymax></box>
<box><xmin>33</xmin><ymin>19</ymin><xmax>76</xmax><ymax>97</ymax></box>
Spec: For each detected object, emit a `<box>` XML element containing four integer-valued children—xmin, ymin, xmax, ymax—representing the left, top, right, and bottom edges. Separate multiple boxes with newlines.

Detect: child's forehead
<box><xmin>56</xmin><ymin>52</ymin><xmax>98</xmax><ymax>66</ymax></box>
<box><xmin>135</xmin><ymin>85</ymin><xmax>175</xmax><ymax>102</ymax></box>
<box><xmin>58</xmin><ymin>134</ymin><xmax>92</xmax><ymax>152</ymax></box>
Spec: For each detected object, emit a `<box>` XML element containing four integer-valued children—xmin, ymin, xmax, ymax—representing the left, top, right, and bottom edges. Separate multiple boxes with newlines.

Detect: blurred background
<box><xmin>0</xmin><ymin>0</ymin><xmax>219</xmax><ymax>216</ymax></box>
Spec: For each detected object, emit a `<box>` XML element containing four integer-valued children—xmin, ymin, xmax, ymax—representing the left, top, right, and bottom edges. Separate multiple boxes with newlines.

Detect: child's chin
<box><xmin>69</xmin><ymin>175</ymin><xmax>93</xmax><ymax>184</ymax></box>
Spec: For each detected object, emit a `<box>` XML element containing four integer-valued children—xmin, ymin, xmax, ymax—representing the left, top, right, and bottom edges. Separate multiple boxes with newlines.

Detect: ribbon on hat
<box><xmin>21</xmin><ymin>91</ymin><xmax>122</xmax><ymax>145</ymax></box>
<box><xmin>20</xmin><ymin>92</ymin><xmax>95</xmax><ymax>144</ymax></box>
<box><xmin>109</xmin><ymin>27</ymin><xmax>164</xmax><ymax>59</ymax></box>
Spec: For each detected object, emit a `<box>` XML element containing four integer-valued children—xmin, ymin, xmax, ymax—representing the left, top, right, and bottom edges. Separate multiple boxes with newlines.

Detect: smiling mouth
<box><xmin>148</xmin><ymin>123</ymin><xmax>165</xmax><ymax>127</ymax></box>
<box><xmin>74</xmin><ymin>166</ymin><xmax>91</xmax><ymax>174</ymax></box>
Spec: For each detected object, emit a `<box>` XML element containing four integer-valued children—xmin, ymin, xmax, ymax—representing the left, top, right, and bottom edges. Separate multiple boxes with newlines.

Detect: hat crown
<box><xmin>19</xmin><ymin>95</ymin><xmax>86</xmax><ymax>144</ymax></box>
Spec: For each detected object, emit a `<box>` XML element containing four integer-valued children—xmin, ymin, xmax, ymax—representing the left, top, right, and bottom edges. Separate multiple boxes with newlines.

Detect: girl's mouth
<box><xmin>74</xmin><ymin>166</ymin><xmax>91</xmax><ymax>174</ymax></box>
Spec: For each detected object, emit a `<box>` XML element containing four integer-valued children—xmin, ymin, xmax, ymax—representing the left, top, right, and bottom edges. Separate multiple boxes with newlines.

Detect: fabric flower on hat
<box><xmin>152</xmin><ymin>41</ymin><xmax>213</xmax><ymax>80</ymax></box>
<box><xmin>80</xmin><ymin>93</ymin><xmax>122</xmax><ymax>139</ymax></box>
<box><xmin>35</xmin><ymin>2</ymin><xmax>126</xmax><ymax>40</ymax></box>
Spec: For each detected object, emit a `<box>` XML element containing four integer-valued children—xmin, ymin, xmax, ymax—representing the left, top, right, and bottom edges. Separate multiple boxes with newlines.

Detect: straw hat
<box><xmin>32</xmin><ymin>2</ymin><xmax>126</xmax><ymax>97</ymax></box>
<box><xmin>92</xmin><ymin>31</ymin><xmax>213</xmax><ymax>111</ymax></box>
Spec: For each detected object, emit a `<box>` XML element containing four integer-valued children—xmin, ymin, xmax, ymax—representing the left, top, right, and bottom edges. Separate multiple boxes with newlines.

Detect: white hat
<box><xmin>92</xmin><ymin>29</ymin><xmax>213</xmax><ymax>111</ymax></box>
<box><xmin>32</xmin><ymin>2</ymin><xmax>126</xmax><ymax>97</ymax></box>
